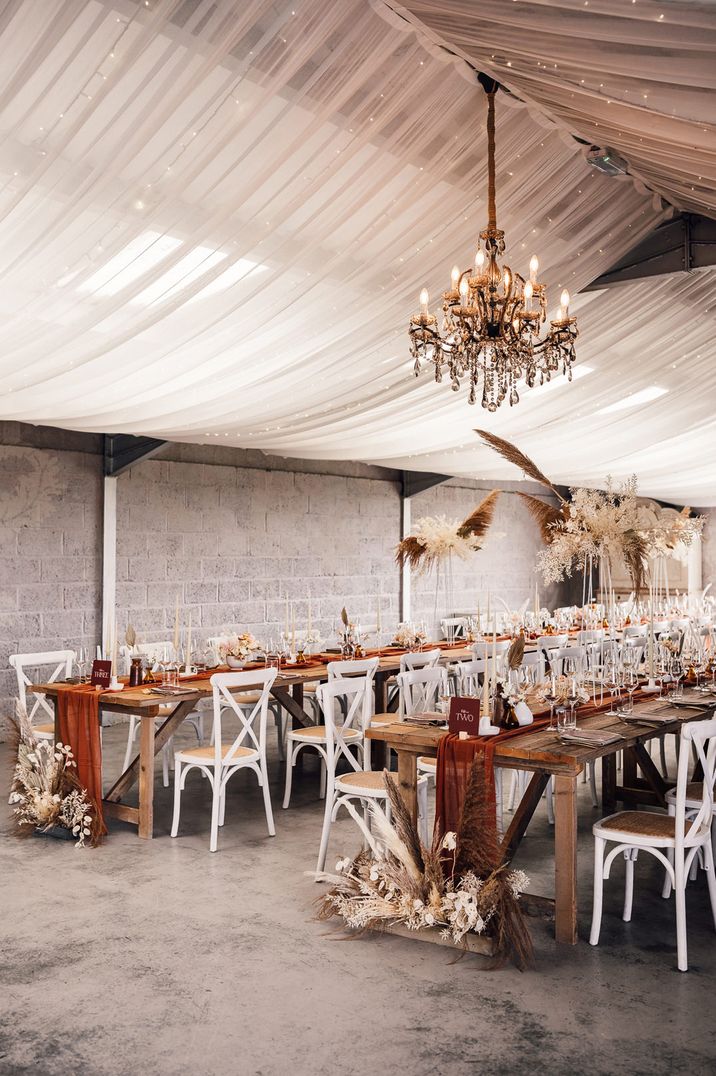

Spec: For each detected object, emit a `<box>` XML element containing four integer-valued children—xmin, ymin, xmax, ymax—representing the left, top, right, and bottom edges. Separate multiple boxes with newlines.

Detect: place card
<box><xmin>90</xmin><ymin>659</ymin><xmax>112</xmax><ymax>688</ymax></box>
<box><xmin>448</xmin><ymin>696</ymin><xmax>481</xmax><ymax>737</ymax></box>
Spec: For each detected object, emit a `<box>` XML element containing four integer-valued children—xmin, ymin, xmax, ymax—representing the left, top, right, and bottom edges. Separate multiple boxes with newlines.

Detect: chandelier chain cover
<box><xmin>409</xmin><ymin>84</ymin><xmax>579</xmax><ymax>410</ymax></box>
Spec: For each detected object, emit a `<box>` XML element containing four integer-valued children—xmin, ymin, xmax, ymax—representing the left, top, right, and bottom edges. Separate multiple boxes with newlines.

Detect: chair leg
<box><xmin>703</xmin><ymin>837</ymin><xmax>716</xmax><ymax>931</ymax></box>
<box><xmin>275</xmin><ymin>707</ymin><xmax>285</xmax><ymax>761</ymax></box>
<box><xmin>662</xmin><ymin>804</ymin><xmax>676</xmax><ymax>898</ymax></box>
<box><xmin>282</xmin><ymin>742</ymin><xmax>297</xmax><ymax>810</ymax></box>
<box><xmin>162</xmin><ymin>742</ymin><xmax>170</xmax><ymax>788</ymax></box>
<box><xmin>546</xmin><ymin>778</ymin><xmax>554</xmax><ymax>826</ymax></box>
<box><xmin>623</xmin><ymin>850</ymin><xmax>635</xmax><ymax>922</ymax></box>
<box><xmin>209</xmin><ymin>775</ymin><xmax>222</xmax><ymax>853</ymax></box>
<box><xmin>589</xmin><ymin>836</ymin><xmax>606</xmax><ymax>946</ymax></box>
<box><xmin>259</xmin><ymin>757</ymin><xmax>276</xmax><ymax>837</ymax></box>
<box><xmin>319</xmin><ymin>758</ymin><xmax>327</xmax><ymax>800</ymax></box>
<box><xmin>316</xmin><ymin>792</ymin><xmax>335</xmax><ymax>876</ymax></box>
<box><xmin>170</xmin><ymin>761</ymin><xmax>183</xmax><ymax>838</ymax></box>
<box><xmin>219</xmin><ymin>784</ymin><xmax>226</xmax><ymax>827</ymax></box>
<box><xmin>417</xmin><ymin>779</ymin><xmax>429</xmax><ymax>847</ymax></box>
<box><xmin>589</xmin><ymin>761</ymin><xmax>598</xmax><ymax>808</ymax></box>
<box><xmin>674</xmin><ymin>855</ymin><xmax>688</xmax><ymax>972</ymax></box>
<box><xmin>123</xmin><ymin>716</ymin><xmax>138</xmax><ymax>773</ymax></box>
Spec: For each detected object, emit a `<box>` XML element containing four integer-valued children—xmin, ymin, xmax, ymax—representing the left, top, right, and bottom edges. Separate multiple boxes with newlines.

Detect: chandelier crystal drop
<box><xmin>409</xmin><ymin>80</ymin><xmax>578</xmax><ymax>410</ymax></box>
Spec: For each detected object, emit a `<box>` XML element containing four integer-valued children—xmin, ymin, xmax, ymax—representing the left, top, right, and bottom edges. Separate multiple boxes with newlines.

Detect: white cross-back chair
<box><xmin>472</xmin><ymin>639</ymin><xmax>511</xmax><ymax>675</ymax></box>
<box><xmin>171</xmin><ymin>669</ymin><xmax>277</xmax><ymax>852</ymax></box>
<box><xmin>9</xmin><ymin>650</ymin><xmax>75</xmax><ymax>739</ymax></box>
<box><xmin>396</xmin><ymin>665</ymin><xmax>449</xmax><ymax>719</ymax></box>
<box><xmin>440</xmin><ymin>617</ymin><xmax>468</xmax><ymax>641</ymax></box>
<box><xmin>383</xmin><ymin>649</ymin><xmax>441</xmax><ymax>715</ymax></box>
<box><xmin>452</xmin><ymin>658</ymin><xmax>485</xmax><ymax>697</ymax></box>
<box><xmin>590</xmin><ymin>717</ymin><xmax>716</xmax><ymax>971</ymax></box>
<box><xmin>315</xmin><ymin>675</ymin><xmax>385</xmax><ymax>874</ymax></box>
<box><xmin>282</xmin><ymin>662</ymin><xmax>378</xmax><ymax>809</ymax></box>
<box><xmin>535</xmin><ymin>634</ymin><xmax>569</xmax><ymax>679</ymax></box>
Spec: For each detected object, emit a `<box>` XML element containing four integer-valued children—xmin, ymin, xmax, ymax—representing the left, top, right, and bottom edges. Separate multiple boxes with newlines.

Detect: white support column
<box><xmin>688</xmin><ymin>533</ymin><xmax>702</xmax><ymax>607</ymax></box>
<box><xmin>400</xmin><ymin>495</ymin><xmax>411</xmax><ymax>623</ymax></box>
<box><xmin>102</xmin><ymin>476</ymin><xmax>117</xmax><ymax>657</ymax></box>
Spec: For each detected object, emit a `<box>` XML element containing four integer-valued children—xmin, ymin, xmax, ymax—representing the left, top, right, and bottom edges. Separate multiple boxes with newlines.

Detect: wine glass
<box><xmin>75</xmin><ymin>645</ymin><xmax>88</xmax><ymax>682</ymax></box>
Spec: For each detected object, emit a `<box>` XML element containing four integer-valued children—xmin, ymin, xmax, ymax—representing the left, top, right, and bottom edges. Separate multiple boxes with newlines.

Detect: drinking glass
<box><xmin>75</xmin><ymin>645</ymin><xmax>88</xmax><ymax>682</ymax></box>
<box><xmin>556</xmin><ymin>706</ymin><xmax>569</xmax><ymax>734</ymax></box>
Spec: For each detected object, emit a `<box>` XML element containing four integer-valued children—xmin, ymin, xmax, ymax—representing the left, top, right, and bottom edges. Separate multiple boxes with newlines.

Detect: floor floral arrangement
<box><xmin>316</xmin><ymin>763</ymin><xmax>533</xmax><ymax>969</ymax></box>
<box><xmin>9</xmin><ymin>708</ymin><xmax>97</xmax><ymax>847</ymax></box>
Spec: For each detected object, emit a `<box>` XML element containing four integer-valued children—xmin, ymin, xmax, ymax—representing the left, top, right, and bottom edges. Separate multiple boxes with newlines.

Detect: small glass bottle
<box><xmin>129</xmin><ymin>657</ymin><xmax>144</xmax><ymax>687</ymax></box>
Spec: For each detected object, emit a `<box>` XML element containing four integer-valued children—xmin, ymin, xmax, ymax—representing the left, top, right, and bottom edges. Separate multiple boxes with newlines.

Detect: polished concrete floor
<box><xmin>2</xmin><ymin>718</ymin><xmax>715</xmax><ymax>1076</ymax></box>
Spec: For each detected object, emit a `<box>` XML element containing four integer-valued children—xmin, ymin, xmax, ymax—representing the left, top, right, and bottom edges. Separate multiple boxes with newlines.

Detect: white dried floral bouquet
<box><xmin>317</xmin><ymin>769</ymin><xmax>533</xmax><ymax>968</ymax></box>
<box><xmin>392</xmin><ymin>622</ymin><xmax>428</xmax><ymax>649</ymax></box>
<box><xmin>9</xmin><ymin>708</ymin><xmax>94</xmax><ymax>847</ymax></box>
<box><xmin>218</xmin><ymin>632</ymin><xmax>259</xmax><ymax>661</ymax></box>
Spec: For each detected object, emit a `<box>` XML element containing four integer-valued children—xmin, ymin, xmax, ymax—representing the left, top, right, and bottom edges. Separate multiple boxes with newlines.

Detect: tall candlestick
<box><xmin>173</xmin><ymin>594</ymin><xmax>180</xmax><ymax>652</ymax></box>
<box><xmin>482</xmin><ymin>657</ymin><xmax>489</xmax><ymax>720</ymax></box>
<box><xmin>186</xmin><ymin>610</ymin><xmax>192</xmax><ymax>670</ymax></box>
<box><xmin>307</xmin><ymin>593</ymin><xmax>312</xmax><ymax>636</ymax></box>
<box><xmin>377</xmin><ymin>595</ymin><xmax>382</xmax><ymax>634</ymax></box>
<box><xmin>487</xmin><ymin>590</ymin><xmax>491</xmax><ymax>628</ymax></box>
<box><xmin>112</xmin><ymin>615</ymin><xmax>118</xmax><ymax>674</ymax></box>
<box><xmin>648</xmin><ymin>581</ymin><xmax>655</xmax><ymax>680</ymax></box>
<box><xmin>285</xmin><ymin>594</ymin><xmax>290</xmax><ymax>638</ymax></box>
<box><xmin>492</xmin><ymin>629</ymin><xmax>497</xmax><ymax>715</ymax></box>
<box><xmin>291</xmin><ymin>601</ymin><xmax>295</xmax><ymax>654</ymax></box>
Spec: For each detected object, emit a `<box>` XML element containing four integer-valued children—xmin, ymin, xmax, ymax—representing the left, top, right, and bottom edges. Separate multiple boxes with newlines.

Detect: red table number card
<box><xmin>448</xmin><ymin>696</ymin><xmax>481</xmax><ymax>737</ymax></box>
<box><xmin>90</xmin><ymin>660</ymin><xmax>112</xmax><ymax>688</ymax></box>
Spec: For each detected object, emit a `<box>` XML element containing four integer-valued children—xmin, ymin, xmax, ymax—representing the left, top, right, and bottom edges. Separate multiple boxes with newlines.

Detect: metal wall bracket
<box><xmin>401</xmin><ymin>469</ymin><xmax>450</xmax><ymax>499</ymax></box>
<box><xmin>584</xmin><ymin>213</ymin><xmax>716</xmax><ymax>290</ymax></box>
<box><xmin>103</xmin><ymin>433</ymin><xmax>168</xmax><ymax>476</ymax></box>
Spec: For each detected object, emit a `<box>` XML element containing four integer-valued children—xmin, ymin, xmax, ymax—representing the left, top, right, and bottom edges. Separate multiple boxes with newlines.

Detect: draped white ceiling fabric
<box><xmin>0</xmin><ymin>0</ymin><xmax>714</xmax><ymax>503</ymax></box>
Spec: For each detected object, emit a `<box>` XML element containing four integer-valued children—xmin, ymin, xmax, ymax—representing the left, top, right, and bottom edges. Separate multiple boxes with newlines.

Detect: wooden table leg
<box><xmin>396</xmin><ymin>749</ymin><xmax>418</xmax><ymax>825</ymax></box>
<box><xmin>374</xmin><ymin>671</ymin><xmax>389</xmax><ymax>714</ymax></box>
<box><xmin>138</xmin><ymin>713</ymin><xmax>156</xmax><ymax>840</ymax></box>
<box><xmin>602</xmin><ymin>753</ymin><xmax>617</xmax><ymax>815</ymax></box>
<box><xmin>553</xmin><ymin>773</ymin><xmax>579</xmax><ymax>944</ymax></box>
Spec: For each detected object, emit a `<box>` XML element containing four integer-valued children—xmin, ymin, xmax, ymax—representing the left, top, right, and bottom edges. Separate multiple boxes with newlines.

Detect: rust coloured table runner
<box><xmin>54</xmin><ymin>684</ymin><xmax>109</xmax><ymax>839</ymax></box>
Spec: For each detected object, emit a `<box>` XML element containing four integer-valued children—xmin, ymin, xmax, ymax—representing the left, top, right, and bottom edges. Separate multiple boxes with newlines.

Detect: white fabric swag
<box><xmin>0</xmin><ymin>0</ymin><xmax>713</xmax><ymax>503</ymax></box>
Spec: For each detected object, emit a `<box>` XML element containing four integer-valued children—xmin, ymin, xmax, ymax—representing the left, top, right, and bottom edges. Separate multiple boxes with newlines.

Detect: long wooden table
<box><xmin>32</xmin><ymin>646</ymin><xmax>474</xmax><ymax>839</ymax></box>
<box><xmin>366</xmin><ymin>695</ymin><xmax>715</xmax><ymax>945</ymax></box>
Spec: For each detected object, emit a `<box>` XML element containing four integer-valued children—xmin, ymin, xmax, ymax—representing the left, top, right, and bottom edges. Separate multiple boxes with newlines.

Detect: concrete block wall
<box><xmin>409</xmin><ymin>482</ymin><xmax>569</xmax><ymax>630</ymax></box>
<box><xmin>0</xmin><ymin>443</ymin><xmax>103</xmax><ymax>720</ymax></box>
<box><xmin>115</xmin><ymin>458</ymin><xmax>401</xmax><ymax>652</ymax></box>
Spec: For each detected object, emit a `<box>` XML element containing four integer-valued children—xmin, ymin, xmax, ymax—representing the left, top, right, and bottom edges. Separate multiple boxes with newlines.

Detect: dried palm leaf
<box><xmin>506</xmin><ymin>635</ymin><xmax>525</xmax><ymax>671</ymax></box>
<box><xmin>455</xmin><ymin>757</ymin><xmax>534</xmax><ymax>970</ymax></box>
<box><xmin>125</xmin><ymin>624</ymin><xmax>136</xmax><ymax>648</ymax></box>
<box><xmin>622</xmin><ymin>528</ymin><xmax>648</xmax><ymax>593</ymax></box>
<box><xmin>456</xmin><ymin>490</ymin><xmax>501</xmax><ymax>540</ymax></box>
<box><xmin>340</xmin><ymin>606</ymin><xmax>349</xmax><ymax>627</ymax></box>
<box><xmin>395</xmin><ymin>534</ymin><xmax>428</xmax><ymax>570</ymax></box>
<box><xmin>383</xmin><ymin>772</ymin><xmax>426</xmax><ymax>873</ymax></box>
<box><xmin>516</xmin><ymin>492</ymin><xmax>565</xmax><ymax>543</ymax></box>
<box><xmin>475</xmin><ymin>429</ymin><xmax>564</xmax><ymax>502</ymax></box>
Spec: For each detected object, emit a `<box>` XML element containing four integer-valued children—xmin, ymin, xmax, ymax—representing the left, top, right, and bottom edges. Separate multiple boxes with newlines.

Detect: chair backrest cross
<box><xmin>9</xmin><ymin>650</ymin><xmax>75</xmax><ymax>726</ymax></box>
<box><xmin>317</xmin><ymin>674</ymin><xmax>374</xmax><ymax>776</ymax></box>
<box><xmin>209</xmin><ymin>669</ymin><xmax>278</xmax><ymax>767</ymax></box>
<box><xmin>396</xmin><ymin>665</ymin><xmax>449</xmax><ymax>717</ymax></box>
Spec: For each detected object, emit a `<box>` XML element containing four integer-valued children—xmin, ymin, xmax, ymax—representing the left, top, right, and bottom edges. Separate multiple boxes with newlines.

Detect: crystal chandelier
<box><xmin>409</xmin><ymin>77</ymin><xmax>578</xmax><ymax>410</ymax></box>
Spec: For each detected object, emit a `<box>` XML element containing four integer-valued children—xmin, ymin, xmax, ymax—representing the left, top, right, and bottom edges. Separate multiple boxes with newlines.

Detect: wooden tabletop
<box><xmin>367</xmin><ymin>694</ymin><xmax>716</xmax><ymax>777</ymax></box>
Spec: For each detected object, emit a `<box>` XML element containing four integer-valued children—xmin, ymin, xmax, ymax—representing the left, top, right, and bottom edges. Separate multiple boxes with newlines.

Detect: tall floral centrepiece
<box><xmin>408</xmin><ymin>76</ymin><xmax>578</xmax><ymax>410</ymax></box>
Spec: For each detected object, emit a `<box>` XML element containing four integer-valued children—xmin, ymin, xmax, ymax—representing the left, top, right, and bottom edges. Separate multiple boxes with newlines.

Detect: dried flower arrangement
<box><xmin>9</xmin><ymin>708</ymin><xmax>97</xmax><ymax>847</ymax></box>
<box><xmin>475</xmin><ymin>430</ymin><xmax>649</xmax><ymax>591</ymax></box>
<box><xmin>395</xmin><ymin>490</ymin><xmax>500</xmax><ymax>573</ymax></box>
<box><xmin>218</xmin><ymin>632</ymin><xmax>259</xmax><ymax>662</ymax></box>
<box><xmin>636</xmin><ymin>502</ymin><xmax>704</xmax><ymax>562</ymax></box>
<box><xmin>392</xmin><ymin>623</ymin><xmax>428</xmax><ymax>649</ymax></box>
<box><xmin>317</xmin><ymin>765</ymin><xmax>533</xmax><ymax>969</ymax></box>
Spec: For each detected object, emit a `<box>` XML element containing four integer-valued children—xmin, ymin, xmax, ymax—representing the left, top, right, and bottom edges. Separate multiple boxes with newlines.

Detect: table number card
<box><xmin>448</xmin><ymin>696</ymin><xmax>481</xmax><ymax>737</ymax></box>
<box><xmin>90</xmin><ymin>659</ymin><xmax>112</xmax><ymax>689</ymax></box>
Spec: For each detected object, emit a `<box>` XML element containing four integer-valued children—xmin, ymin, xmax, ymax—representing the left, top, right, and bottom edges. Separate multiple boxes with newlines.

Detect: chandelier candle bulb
<box><xmin>524</xmin><ymin>280</ymin><xmax>533</xmax><ymax>309</ymax></box>
<box><xmin>475</xmin><ymin>248</ymin><xmax>485</xmax><ymax>269</ymax></box>
<box><xmin>419</xmin><ymin>288</ymin><xmax>429</xmax><ymax>316</ymax></box>
<box><xmin>459</xmin><ymin>277</ymin><xmax>469</xmax><ymax>305</ymax></box>
<box><xmin>560</xmin><ymin>289</ymin><xmax>570</xmax><ymax>320</ymax></box>
<box><xmin>451</xmin><ymin>265</ymin><xmax>460</xmax><ymax>289</ymax></box>
<box><xmin>529</xmin><ymin>254</ymin><xmax>539</xmax><ymax>282</ymax></box>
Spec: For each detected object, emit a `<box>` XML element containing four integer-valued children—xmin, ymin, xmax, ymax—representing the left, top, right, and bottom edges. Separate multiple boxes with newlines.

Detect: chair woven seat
<box><xmin>33</xmin><ymin>722</ymin><xmax>55</xmax><ymax>737</ymax></box>
<box><xmin>665</xmin><ymin>782</ymin><xmax>705</xmax><ymax>806</ymax></box>
<box><xmin>596</xmin><ymin>811</ymin><xmax>692</xmax><ymax>840</ymax></box>
<box><xmin>289</xmin><ymin>725</ymin><xmax>360</xmax><ymax>742</ymax></box>
<box><xmin>335</xmin><ymin>770</ymin><xmax>393</xmax><ymax>794</ymax></box>
<box><xmin>176</xmin><ymin>744</ymin><xmax>257</xmax><ymax>763</ymax></box>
